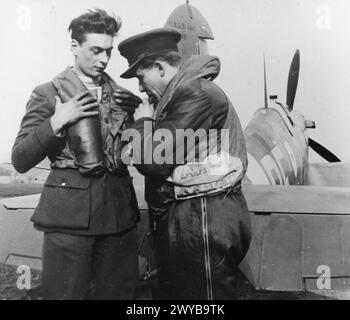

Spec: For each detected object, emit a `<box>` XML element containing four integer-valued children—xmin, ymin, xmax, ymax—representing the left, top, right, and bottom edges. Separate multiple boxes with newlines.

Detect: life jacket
<box><xmin>52</xmin><ymin>67</ymin><xmax>131</xmax><ymax>176</ymax></box>
<box><xmin>147</xmin><ymin>55</ymin><xmax>247</xmax><ymax>209</ymax></box>
<box><xmin>167</xmin><ymin>95</ymin><xmax>246</xmax><ymax>200</ymax></box>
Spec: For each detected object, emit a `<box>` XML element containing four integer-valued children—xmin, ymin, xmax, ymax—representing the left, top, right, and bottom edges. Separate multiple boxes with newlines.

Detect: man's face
<box><xmin>136</xmin><ymin>66</ymin><xmax>166</xmax><ymax>104</ymax></box>
<box><xmin>72</xmin><ymin>33</ymin><xmax>114</xmax><ymax>79</ymax></box>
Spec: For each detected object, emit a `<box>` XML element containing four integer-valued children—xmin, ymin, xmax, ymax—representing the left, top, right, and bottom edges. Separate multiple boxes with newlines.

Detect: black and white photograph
<box><xmin>1</xmin><ymin>0</ymin><xmax>350</xmax><ymax>304</ymax></box>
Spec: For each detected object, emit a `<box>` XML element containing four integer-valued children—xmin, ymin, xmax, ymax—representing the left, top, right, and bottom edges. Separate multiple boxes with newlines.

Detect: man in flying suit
<box><xmin>118</xmin><ymin>28</ymin><xmax>252</xmax><ymax>299</ymax></box>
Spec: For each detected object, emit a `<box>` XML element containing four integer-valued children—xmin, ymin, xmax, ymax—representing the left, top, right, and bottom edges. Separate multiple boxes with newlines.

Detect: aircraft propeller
<box><xmin>286</xmin><ymin>50</ymin><xmax>300</xmax><ymax>112</ymax></box>
<box><xmin>285</xmin><ymin>50</ymin><xmax>341</xmax><ymax>162</ymax></box>
<box><xmin>308</xmin><ymin>138</ymin><xmax>341</xmax><ymax>163</ymax></box>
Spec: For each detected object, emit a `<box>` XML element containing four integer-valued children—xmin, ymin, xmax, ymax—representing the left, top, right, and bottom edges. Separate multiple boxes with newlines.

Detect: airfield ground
<box><xmin>0</xmin><ymin>262</ymin><xmax>332</xmax><ymax>300</ymax></box>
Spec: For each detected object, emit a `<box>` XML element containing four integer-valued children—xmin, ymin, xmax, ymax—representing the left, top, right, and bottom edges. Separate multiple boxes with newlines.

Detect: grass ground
<box><xmin>0</xmin><ymin>264</ymin><xmax>41</xmax><ymax>300</ymax></box>
<box><xmin>0</xmin><ymin>262</ymin><xmax>332</xmax><ymax>300</ymax></box>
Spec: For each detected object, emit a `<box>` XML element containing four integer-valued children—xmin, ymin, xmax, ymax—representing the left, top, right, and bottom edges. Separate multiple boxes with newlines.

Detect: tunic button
<box><xmin>61</xmin><ymin>182</ymin><xmax>66</xmax><ymax>187</ymax></box>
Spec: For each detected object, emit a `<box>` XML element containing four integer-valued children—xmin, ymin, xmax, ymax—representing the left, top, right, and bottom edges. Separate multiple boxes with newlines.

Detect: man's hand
<box><xmin>113</xmin><ymin>90</ymin><xmax>142</xmax><ymax>113</ymax></box>
<box><xmin>50</xmin><ymin>91</ymin><xmax>99</xmax><ymax>135</ymax></box>
<box><xmin>134</xmin><ymin>98</ymin><xmax>155</xmax><ymax>121</ymax></box>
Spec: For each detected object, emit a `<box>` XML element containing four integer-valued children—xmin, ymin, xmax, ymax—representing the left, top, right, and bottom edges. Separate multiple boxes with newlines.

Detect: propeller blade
<box><xmin>286</xmin><ymin>49</ymin><xmax>300</xmax><ymax>111</ymax></box>
<box><xmin>264</xmin><ymin>55</ymin><xmax>268</xmax><ymax>109</ymax></box>
<box><xmin>309</xmin><ymin>138</ymin><xmax>341</xmax><ymax>163</ymax></box>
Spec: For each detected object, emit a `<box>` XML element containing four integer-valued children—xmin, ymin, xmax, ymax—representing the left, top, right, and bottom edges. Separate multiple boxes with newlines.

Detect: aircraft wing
<box><xmin>243</xmin><ymin>183</ymin><xmax>350</xmax><ymax>215</ymax></box>
<box><xmin>241</xmin><ymin>183</ymin><xmax>350</xmax><ymax>299</ymax></box>
<box><xmin>306</xmin><ymin>162</ymin><xmax>350</xmax><ymax>188</ymax></box>
<box><xmin>2</xmin><ymin>194</ymin><xmax>41</xmax><ymax>210</ymax></box>
<box><xmin>3</xmin><ymin>179</ymin><xmax>350</xmax><ymax>299</ymax></box>
<box><xmin>5</xmin><ymin>177</ymin><xmax>349</xmax><ymax>213</ymax></box>
<box><xmin>0</xmin><ymin>197</ymin><xmax>42</xmax><ymax>270</ymax></box>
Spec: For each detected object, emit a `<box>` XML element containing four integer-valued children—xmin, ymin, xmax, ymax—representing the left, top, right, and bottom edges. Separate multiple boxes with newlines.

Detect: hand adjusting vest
<box><xmin>52</xmin><ymin>67</ymin><xmax>132</xmax><ymax>176</ymax></box>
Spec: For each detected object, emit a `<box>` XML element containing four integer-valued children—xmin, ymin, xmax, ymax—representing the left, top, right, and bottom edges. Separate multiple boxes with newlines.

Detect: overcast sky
<box><xmin>1</xmin><ymin>0</ymin><xmax>350</xmax><ymax>163</ymax></box>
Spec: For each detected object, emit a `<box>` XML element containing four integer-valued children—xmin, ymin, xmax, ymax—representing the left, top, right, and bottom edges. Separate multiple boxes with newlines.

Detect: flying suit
<box><xmin>129</xmin><ymin>55</ymin><xmax>251</xmax><ymax>299</ymax></box>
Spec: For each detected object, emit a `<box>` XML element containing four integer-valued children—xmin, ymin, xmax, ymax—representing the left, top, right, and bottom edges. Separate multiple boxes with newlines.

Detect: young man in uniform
<box><xmin>118</xmin><ymin>28</ymin><xmax>252</xmax><ymax>300</ymax></box>
<box><xmin>12</xmin><ymin>9</ymin><xmax>141</xmax><ymax>300</ymax></box>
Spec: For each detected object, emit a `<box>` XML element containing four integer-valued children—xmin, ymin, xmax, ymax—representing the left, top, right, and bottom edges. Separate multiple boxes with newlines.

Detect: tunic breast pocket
<box><xmin>31</xmin><ymin>169</ymin><xmax>91</xmax><ymax>229</ymax></box>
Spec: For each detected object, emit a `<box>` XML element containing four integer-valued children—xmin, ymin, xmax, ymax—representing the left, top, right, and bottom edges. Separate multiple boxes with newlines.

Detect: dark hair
<box><xmin>68</xmin><ymin>9</ymin><xmax>122</xmax><ymax>44</ymax></box>
<box><xmin>139</xmin><ymin>51</ymin><xmax>182</xmax><ymax>69</ymax></box>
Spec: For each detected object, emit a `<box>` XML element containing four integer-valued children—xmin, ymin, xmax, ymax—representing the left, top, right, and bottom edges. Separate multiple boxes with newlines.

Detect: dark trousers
<box><xmin>151</xmin><ymin>191</ymin><xmax>252</xmax><ymax>300</ymax></box>
<box><xmin>41</xmin><ymin>228</ymin><xmax>138</xmax><ymax>300</ymax></box>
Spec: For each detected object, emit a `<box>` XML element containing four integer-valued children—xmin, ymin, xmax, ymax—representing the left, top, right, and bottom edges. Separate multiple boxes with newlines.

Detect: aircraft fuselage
<box><xmin>244</xmin><ymin>103</ymin><xmax>309</xmax><ymax>186</ymax></box>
